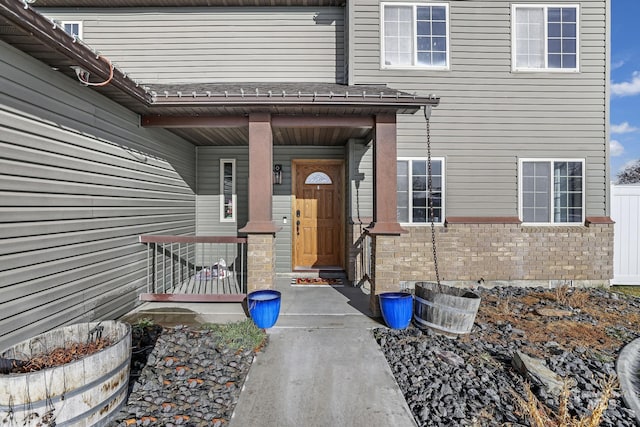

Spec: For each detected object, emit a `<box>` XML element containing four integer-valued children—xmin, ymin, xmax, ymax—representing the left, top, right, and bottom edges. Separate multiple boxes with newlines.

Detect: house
<box><xmin>0</xmin><ymin>0</ymin><xmax>612</xmax><ymax>349</ymax></box>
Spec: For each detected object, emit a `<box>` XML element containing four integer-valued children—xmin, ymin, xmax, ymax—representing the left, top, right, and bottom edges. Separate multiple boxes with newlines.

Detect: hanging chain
<box><xmin>425</xmin><ymin>108</ymin><xmax>442</xmax><ymax>291</ymax></box>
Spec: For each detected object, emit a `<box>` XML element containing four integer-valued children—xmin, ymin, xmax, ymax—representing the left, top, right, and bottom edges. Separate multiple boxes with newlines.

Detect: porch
<box><xmin>122</xmin><ymin>273</ymin><xmax>382</xmax><ymax>329</ymax></box>
<box><xmin>136</xmin><ymin>227</ymin><xmax>378</xmax><ymax>308</ymax></box>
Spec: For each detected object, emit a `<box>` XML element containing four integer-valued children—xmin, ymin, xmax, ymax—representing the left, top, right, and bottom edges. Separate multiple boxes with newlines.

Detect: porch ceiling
<box><xmin>168</xmin><ymin>125</ymin><xmax>371</xmax><ymax>146</ymax></box>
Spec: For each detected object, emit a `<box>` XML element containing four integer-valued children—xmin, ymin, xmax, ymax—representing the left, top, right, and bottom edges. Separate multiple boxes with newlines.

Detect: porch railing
<box><xmin>354</xmin><ymin>232</ymin><xmax>373</xmax><ymax>287</ymax></box>
<box><xmin>138</xmin><ymin>235</ymin><xmax>247</xmax><ymax>302</ymax></box>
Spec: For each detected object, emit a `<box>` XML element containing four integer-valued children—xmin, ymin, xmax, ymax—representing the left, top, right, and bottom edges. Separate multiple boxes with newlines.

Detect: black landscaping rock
<box><xmin>373</xmin><ymin>286</ymin><xmax>640</xmax><ymax>427</ymax></box>
<box><xmin>109</xmin><ymin>325</ymin><xmax>257</xmax><ymax>427</ymax></box>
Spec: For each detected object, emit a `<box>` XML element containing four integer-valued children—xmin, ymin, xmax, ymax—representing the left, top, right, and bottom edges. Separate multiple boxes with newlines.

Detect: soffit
<box><xmin>168</xmin><ymin>126</ymin><xmax>372</xmax><ymax>146</ymax></box>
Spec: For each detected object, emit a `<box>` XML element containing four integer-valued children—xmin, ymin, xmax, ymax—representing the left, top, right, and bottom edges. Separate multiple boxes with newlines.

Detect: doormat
<box><xmin>291</xmin><ymin>278</ymin><xmax>344</xmax><ymax>287</ymax></box>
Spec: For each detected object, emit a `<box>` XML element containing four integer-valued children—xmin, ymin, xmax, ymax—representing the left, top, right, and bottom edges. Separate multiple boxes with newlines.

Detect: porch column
<box><xmin>246</xmin><ymin>234</ymin><xmax>277</xmax><ymax>292</ymax></box>
<box><xmin>240</xmin><ymin>112</ymin><xmax>278</xmax><ymax>234</ymax></box>
<box><xmin>367</xmin><ymin>114</ymin><xmax>406</xmax><ymax>235</ymax></box>
<box><xmin>367</xmin><ymin>113</ymin><xmax>406</xmax><ymax>316</ymax></box>
<box><xmin>240</xmin><ymin>113</ymin><xmax>278</xmax><ymax>291</ymax></box>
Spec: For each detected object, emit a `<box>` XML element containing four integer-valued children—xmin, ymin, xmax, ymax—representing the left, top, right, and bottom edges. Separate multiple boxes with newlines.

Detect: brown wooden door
<box><xmin>292</xmin><ymin>160</ymin><xmax>344</xmax><ymax>269</ymax></box>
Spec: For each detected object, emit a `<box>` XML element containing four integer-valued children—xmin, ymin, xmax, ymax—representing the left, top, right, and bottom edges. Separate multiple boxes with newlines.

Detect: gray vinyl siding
<box><xmin>42</xmin><ymin>7</ymin><xmax>345</xmax><ymax>84</ymax></box>
<box><xmin>0</xmin><ymin>41</ymin><xmax>196</xmax><ymax>349</ymax></box>
<box><xmin>347</xmin><ymin>139</ymin><xmax>374</xmax><ymax>222</ymax></box>
<box><xmin>352</xmin><ymin>0</ymin><xmax>608</xmax><ymax>218</ymax></box>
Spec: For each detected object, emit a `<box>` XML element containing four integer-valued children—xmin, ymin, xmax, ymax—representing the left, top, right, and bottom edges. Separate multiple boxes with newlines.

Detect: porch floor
<box><xmin>123</xmin><ymin>275</ymin><xmax>382</xmax><ymax>328</ymax></box>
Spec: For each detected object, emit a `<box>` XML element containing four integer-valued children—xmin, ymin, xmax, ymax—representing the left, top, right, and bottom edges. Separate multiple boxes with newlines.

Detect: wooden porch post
<box><xmin>367</xmin><ymin>113</ymin><xmax>406</xmax><ymax>316</ymax></box>
<box><xmin>239</xmin><ymin>112</ymin><xmax>278</xmax><ymax>234</ymax></box>
<box><xmin>240</xmin><ymin>113</ymin><xmax>278</xmax><ymax>291</ymax></box>
<box><xmin>367</xmin><ymin>113</ymin><xmax>406</xmax><ymax>236</ymax></box>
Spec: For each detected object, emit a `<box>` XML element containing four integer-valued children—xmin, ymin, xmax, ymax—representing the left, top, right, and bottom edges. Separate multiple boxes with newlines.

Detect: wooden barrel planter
<box><xmin>0</xmin><ymin>321</ymin><xmax>131</xmax><ymax>427</ymax></box>
<box><xmin>413</xmin><ymin>282</ymin><xmax>481</xmax><ymax>336</ymax></box>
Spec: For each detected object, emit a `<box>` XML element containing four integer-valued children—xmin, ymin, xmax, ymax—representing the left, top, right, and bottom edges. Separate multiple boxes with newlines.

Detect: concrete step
<box><xmin>274</xmin><ymin>314</ymin><xmax>383</xmax><ymax>329</ymax></box>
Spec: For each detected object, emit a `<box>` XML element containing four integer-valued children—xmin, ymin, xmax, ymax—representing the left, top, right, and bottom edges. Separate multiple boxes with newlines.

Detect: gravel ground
<box><xmin>109</xmin><ymin>326</ymin><xmax>257</xmax><ymax>427</ymax></box>
<box><xmin>375</xmin><ymin>286</ymin><xmax>640</xmax><ymax>426</ymax></box>
<box><xmin>110</xmin><ymin>286</ymin><xmax>640</xmax><ymax>426</ymax></box>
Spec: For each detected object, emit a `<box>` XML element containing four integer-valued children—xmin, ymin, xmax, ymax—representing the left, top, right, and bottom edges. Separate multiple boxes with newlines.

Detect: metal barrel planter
<box><xmin>0</xmin><ymin>321</ymin><xmax>131</xmax><ymax>427</ymax></box>
<box><xmin>413</xmin><ymin>282</ymin><xmax>481</xmax><ymax>336</ymax></box>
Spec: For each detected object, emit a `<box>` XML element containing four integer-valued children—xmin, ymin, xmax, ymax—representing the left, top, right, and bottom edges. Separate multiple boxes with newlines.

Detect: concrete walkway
<box><xmin>228</xmin><ymin>279</ymin><xmax>418</xmax><ymax>427</ymax></box>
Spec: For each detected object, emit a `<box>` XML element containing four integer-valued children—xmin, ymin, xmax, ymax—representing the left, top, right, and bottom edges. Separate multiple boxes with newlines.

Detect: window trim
<box><xmin>219</xmin><ymin>159</ymin><xmax>236</xmax><ymax>223</ymax></box>
<box><xmin>380</xmin><ymin>2</ymin><xmax>451</xmax><ymax>71</ymax></box>
<box><xmin>511</xmin><ymin>4</ymin><xmax>580</xmax><ymax>73</ymax></box>
<box><xmin>518</xmin><ymin>158</ymin><xmax>585</xmax><ymax>225</ymax></box>
<box><xmin>397</xmin><ymin>157</ymin><xmax>446</xmax><ymax>225</ymax></box>
<box><xmin>61</xmin><ymin>21</ymin><xmax>83</xmax><ymax>39</ymax></box>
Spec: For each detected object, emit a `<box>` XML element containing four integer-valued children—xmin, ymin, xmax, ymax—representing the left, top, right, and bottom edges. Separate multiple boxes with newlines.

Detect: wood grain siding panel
<box><xmin>1</xmin><ymin>61</ymin><xmax>195</xmax><ymax>188</ymax></box>
<box><xmin>42</xmin><ymin>7</ymin><xmax>345</xmax><ymax>83</ymax></box>
<box><xmin>352</xmin><ymin>0</ymin><xmax>607</xmax><ymax>217</ymax></box>
<box><xmin>0</xmin><ymin>42</ymin><xmax>196</xmax><ymax>349</ymax></box>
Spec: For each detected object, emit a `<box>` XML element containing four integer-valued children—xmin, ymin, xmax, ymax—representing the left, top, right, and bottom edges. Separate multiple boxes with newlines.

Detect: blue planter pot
<box><xmin>379</xmin><ymin>292</ymin><xmax>413</xmax><ymax>329</ymax></box>
<box><xmin>247</xmin><ymin>290</ymin><xmax>281</xmax><ymax>329</ymax></box>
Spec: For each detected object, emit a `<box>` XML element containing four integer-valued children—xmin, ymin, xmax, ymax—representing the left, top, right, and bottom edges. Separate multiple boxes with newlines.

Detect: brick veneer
<box><xmin>367</xmin><ymin>222</ymin><xmax>613</xmax><ymax>290</ymax></box>
<box><xmin>246</xmin><ymin>234</ymin><xmax>276</xmax><ymax>292</ymax></box>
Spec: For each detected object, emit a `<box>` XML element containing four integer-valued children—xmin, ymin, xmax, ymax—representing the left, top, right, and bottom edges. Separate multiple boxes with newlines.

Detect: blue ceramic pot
<box><xmin>379</xmin><ymin>292</ymin><xmax>413</xmax><ymax>329</ymax></box>
<box><xmin>247</xmin><ymin>290</ymin><xmax>281</xmax><ymax>329</ymax></box>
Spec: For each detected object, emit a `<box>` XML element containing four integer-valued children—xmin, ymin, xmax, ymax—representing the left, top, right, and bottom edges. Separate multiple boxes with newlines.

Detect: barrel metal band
<box><xmin>0</xmin><ymin>355</ymin><xmax>131</xmax><ymax>413</ymax></box>
<box><xmin>57</xmin><ymin>374</ymin><xmax>129</xmax><ymax>427</ymax></box>
<box><xmin>414</xmin><ymin>295</ymin><xmax>477</xmax><ymax>315</ymax></box>
<box><xmin>412</xmin><ymin>313</ymin><xmax>471</xmax><ymax>334</ymax></box>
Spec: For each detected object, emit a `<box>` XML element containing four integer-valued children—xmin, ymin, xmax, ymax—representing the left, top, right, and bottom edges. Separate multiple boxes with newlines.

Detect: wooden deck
<box><xmin>139</xmin><ymin>269</ymin><xmax>246</xmax><ymax>302</ymax></box>
<box><xmin>139</xmin><ymin>234</ymin><xmax>248</xmax><ymax>303</ymax></box>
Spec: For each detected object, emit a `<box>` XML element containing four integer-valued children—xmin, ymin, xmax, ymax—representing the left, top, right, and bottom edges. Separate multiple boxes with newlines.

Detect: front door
<box><xmin>292</xmin><ymin>160</ymin><xmax>344</xmax><ymax>269</ymax></box>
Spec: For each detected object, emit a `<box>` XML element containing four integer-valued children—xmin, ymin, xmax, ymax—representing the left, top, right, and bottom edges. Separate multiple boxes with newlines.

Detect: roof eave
<box><xmin>149</xmin><ymin>95</ymin><xmax>440</xmax><ymax>114</ymax></box>
<box><xmin>0</xmin><ymin>0</ymin><xmax>150</xmax><ymax>105</ymax></box>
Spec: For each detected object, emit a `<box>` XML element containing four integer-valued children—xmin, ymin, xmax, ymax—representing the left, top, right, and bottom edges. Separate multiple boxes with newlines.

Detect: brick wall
<box><xmin>363</xmin><ymin>223</ymin><xmax>613</xmax><ymax>289</ymax></box>
<box><xmin>246</xmin><ymin>234</ymin><xmax>276</xmax><ymax>292</ymax></box>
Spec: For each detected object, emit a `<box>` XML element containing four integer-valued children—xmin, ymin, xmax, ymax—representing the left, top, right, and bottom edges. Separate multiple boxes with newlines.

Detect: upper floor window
<box><xmin>512</xmin><ymin>5</ymin><xmax>579</xmax><ymax>71</ymax></box>
<box><xmin>381</xmin><ymin>3</ymin><xmax>449</xmax><ymax>69</ymax></box>
<box><xmin>62</xmin><ymin>21</ymin><xmax>82</xmax><ymax>39</ymax></box>
<box><xmin>397</xmin><ymin>158</ymin><xmax>444</xmax><ymax>224</ymax></box>
<box><xmin>519</xmin><ymin>159</ymin><xmax>584</xmax><ymax>224</ymax></box>
<box><xmin>220</xmin><ymin>159</ymin><xmax>236</xmax><ymax>222</ymax></box>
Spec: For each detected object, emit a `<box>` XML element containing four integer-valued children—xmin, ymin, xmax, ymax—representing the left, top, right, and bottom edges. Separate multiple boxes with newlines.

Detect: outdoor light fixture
<box><xmin>273</xmin><ymin>164</ymin><xmax>283</xmax><ymax>185</ymax></box>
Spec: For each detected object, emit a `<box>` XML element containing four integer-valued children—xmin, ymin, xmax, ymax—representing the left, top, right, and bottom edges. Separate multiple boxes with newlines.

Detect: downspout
<box><xmin>604</xmin><ymin>0</ymin><xmax>611</xmax><ymax>216</ymax></box>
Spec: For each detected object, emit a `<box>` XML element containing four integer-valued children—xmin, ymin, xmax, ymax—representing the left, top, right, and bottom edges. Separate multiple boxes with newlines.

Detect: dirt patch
<box><xmin>473</xmin><ymin>287</ymin><xmax>640</xmax><ymax>359</ymax></box>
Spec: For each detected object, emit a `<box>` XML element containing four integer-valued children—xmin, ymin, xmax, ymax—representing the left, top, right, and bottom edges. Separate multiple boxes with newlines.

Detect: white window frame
<box><xmin>380</xmin><ymin>2</ymin><xmax>450</xmax><ymax>70</ymax></box>
<box><xmin>61</xmin><ymin>21</ymin><xmax>83</xmax><ymax>39</ymax></box>
<box><xmin>511</xmin><ymin>4</ymin><xmax>580</xmax><ymax>72</ymax></box>
<box><xmin>219</xmin><ymin>159</ymin><xmax>236</xmax><ymax>223</ymax></box>
<box><xmin>397</xmin><ymin>157</ymin><xmax>445</xmax><ymax>225</ymax></box>
<box><xmin>518</xmin><ymin>158</ymin><xmax>585</xmax><ymax>225</ymax></box>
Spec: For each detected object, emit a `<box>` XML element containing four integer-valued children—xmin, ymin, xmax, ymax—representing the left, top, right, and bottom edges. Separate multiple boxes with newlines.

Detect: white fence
<box><xmin>611</xmin><ymin>184</ymin><xmax>640</xmax><ymax>285</ymax></box>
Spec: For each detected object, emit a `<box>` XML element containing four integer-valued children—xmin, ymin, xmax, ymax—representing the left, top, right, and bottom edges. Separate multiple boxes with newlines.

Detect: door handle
<box><xmin>296</xmin><ymin>209</ymin><xmax>301</xmax><ymax>218</ymax></box>
<box><xmin>296</xmin><ymin>220</ymin><xmax>300</xmax><ymax>236</ymax></box>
